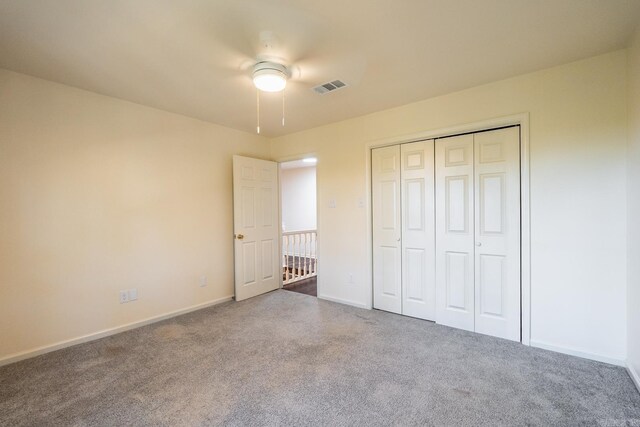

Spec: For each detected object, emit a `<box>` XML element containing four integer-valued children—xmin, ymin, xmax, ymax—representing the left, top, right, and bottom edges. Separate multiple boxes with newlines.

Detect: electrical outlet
<box><xmin>199</xmin><ymin>275</ymin><xmax>208</xmax><ymax>287</ymax></box>
<box><xmin>119</xmin><ymin>290</ymin><xmax>129</xmax><ymax>304</ymax></box>
<box><xmin>128</xmin><ymin>288</ymin><xmax>138</xmax><ymax>301</ymax></box>
<box><xmin>349</xmin><ymin>274</ymin><xmax>355</xmax><ymax>284</ymax></box>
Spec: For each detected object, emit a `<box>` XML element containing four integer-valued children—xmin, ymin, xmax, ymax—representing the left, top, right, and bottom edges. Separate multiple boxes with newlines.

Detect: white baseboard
<box><xmin>628</xmin><ymin>362</ymin><xmax>640</xmax><ymax>393</ymax></box>
<box><xmin>317</xmin><ymin>293</ymin><xmax>370</xmax><ymax>310</ymax></box>
<box><xmin>0</xmin><ymin>295</ymin><xmax>233</xmax><ymax>368</ymax></box>
<box><xmin>530</xmin><ymin>339</ymin><xmax>625</xmax><ymax>367</ymax></box>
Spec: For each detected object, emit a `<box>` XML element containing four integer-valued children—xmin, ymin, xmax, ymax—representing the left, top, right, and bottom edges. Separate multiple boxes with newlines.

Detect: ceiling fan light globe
<box><xmin>253</xmin><ymin>72</ymin><xmax>287</xmax><ymax>92</ymax></box>
<box><xmin>252</xmin><ymin>62</ymin><xmax>289</xmax><ymax>92</ymax></box>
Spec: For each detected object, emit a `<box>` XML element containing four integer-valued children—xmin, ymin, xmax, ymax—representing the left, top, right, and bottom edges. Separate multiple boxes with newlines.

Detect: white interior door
<box><xmin>435</xmin><ymin>134</ymin><xmax>475</xmax><ymax>331</ymax></box>
<box><xmin>473</xmin><ymin>127</ymin><xmax>520</xmax><ymax>341</ymax></box>
<box><xmin>372</xmin><ymin>145</ymin><xmax>402</xmax><ymax>314</ymax></box>
<box><xmin>233</xmin><ymin>155</ymin><xmax>280</xmax><ymax>301</ymax></box>
<box><xmin>401</xmin><ymin>140</ymin><xmax>436</xmax><ymax>320</ymax></box>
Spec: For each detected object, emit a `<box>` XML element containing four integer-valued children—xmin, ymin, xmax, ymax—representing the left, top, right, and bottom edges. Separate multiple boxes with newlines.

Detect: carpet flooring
<box><xmin>1</xmin><ymin>290</ymin><xmax>639</xmax><ymax>426</ymax></box>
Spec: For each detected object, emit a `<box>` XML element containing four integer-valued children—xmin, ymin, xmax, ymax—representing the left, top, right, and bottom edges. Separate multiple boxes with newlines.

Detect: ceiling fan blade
<box><xmin>291</xmin><ymin>52</ymin><xmax>368</xmax><ymax>88</ymax></box>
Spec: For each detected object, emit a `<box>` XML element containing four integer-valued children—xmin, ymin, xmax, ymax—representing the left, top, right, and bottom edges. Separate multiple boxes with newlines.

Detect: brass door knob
<box><xmin>235</xmin><ymin>234</ymin><xmax>244</xmax><ymax>240</ymax></box>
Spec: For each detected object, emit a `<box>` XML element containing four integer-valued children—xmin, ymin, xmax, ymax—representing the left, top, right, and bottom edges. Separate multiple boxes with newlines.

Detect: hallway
<box><xmin>283</xmin><ymin>276</ymin><xmax>317</xmax><ymax>297</ymax></box>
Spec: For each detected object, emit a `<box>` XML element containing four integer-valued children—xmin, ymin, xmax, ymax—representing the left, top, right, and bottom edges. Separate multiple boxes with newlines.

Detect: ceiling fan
<box><xmin>247</xmin><ymin>31</ymin><xmax>292</xmax><ymax>93</ymax></box>
<box><xmin>237</xmin><ymin>31</ymin><xmax>295</xmax><ymax>133</ymax></box>
<box><xmin>218</xmin><ymin>29</ymin><xmax>365</xmax><ymax>134</ymax></box>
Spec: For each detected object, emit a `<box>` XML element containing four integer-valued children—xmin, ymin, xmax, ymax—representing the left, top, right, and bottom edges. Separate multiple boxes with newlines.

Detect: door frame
<box><xmin>364</xmin><ymin>113</ymin><xmax>531</xmax><ymax>345</ymax></box>
<box><xmin>274</xmin><ymin>153</ymin><xmax>320</xmax><ymax>291</ymax></box>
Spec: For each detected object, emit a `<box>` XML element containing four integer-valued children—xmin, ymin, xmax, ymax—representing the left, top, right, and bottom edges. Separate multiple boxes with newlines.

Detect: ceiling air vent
<box><xmin>313</xmin><ymin>80</ymin><xmax>348</xmax><ymax>95</ymax></box>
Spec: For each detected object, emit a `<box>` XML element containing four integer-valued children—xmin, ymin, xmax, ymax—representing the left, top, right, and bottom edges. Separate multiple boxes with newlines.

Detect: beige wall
<box><xmin>271</xmin><ymin>51</ymin><xmax>629</xmax><ymax>364</ymax></box>
<box><xmin>628</xmin><ymin>26</ymin><xmax>640</xmax><ymax>385</ymax></box>
<box><xmin>0</xmin><ymin>69</ymin><xmax>269</xmax><ymax>362</ymax></box>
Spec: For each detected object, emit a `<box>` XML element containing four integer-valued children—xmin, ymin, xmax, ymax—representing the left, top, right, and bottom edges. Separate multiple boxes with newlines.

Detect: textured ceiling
<box><xmin>1</xmin><ymin>0</ymin><xmax>639</xmax><ymax>137</ymax></box>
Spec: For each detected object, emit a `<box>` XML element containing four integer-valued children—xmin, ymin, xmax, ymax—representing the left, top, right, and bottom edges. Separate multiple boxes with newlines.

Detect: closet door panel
<box><xmin>372</xmin><ymin>145</ymin><xmax>402</xmax><ymax>314</ymax></box>
<box><xmin>435</xmin><ymin>135</ymin><xmax>475</xmax><ymax>331</ymax></box>
<box><xmin>401</xmin><ymin>140</ymin><xmax>435</xmax><ymax>320</ymax></box>
<box><xmin>474</xmin><ymin>127</ymin><xmax>521</xmax><ymax>341</ymax></box>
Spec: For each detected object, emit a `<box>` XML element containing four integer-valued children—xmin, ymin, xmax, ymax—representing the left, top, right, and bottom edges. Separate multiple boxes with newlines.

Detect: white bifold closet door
<box><xmin>435</xmin><ymin>127</ymin><xmax>521</xmax><ymax>341</ymax></box>
<box><xmin>372</xmin><ymin>140</ymin><xmax>435</xmax><ymax>321</ymax></box>
<box><xmin>400</xmin><ymin>141</ymin><xmax>435</xmax><ymax>320</ymax></box>
<box><xmin>372</xmin><ymin>145</ymin><xmax>402</xmax><ymax>314</ymax></box>
<box><xmin>434</xmin><ymin>134</ymin><xmax>475</xmax><ymax>331</ymax></box>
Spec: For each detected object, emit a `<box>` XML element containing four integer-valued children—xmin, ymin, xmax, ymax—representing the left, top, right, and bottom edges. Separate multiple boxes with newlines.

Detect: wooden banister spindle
<box><xmin>284</xmin><ymin>235</ymin><xmax>289</xmax><ymax>282</ymax></box>
<box><xmin>295</xmin><ymin>234</ymin><xmax>299</xmax><ymax>279</ymax></box>
<box><xmin>305</xmin><ymin>232</ymin><xmax>310</xmax><ymax>278</ymax></box>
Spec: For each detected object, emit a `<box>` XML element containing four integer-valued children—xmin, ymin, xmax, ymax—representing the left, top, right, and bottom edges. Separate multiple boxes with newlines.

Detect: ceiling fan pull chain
<box><xmin>282</xmin><ymin>88</ymin><xmax>285</xmax><ymax>127</ymax></box>
<box><xmin>256</xmin><ymin>89</ymin><xmax>260</xmax><ymax>134</ymax></box>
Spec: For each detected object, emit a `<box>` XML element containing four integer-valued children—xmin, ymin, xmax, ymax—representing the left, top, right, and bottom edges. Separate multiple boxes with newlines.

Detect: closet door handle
<box><xmin>476</xmin><ymin>242</ymin><xmax>482</xmax><ymax>247</ymax></box>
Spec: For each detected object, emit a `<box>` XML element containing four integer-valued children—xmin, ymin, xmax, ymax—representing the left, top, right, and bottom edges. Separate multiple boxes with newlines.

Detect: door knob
<box><xmin>476</xmin><ymin>242</ymin><xmax>482</xmax><ymax>247</ymax></box>
<box><xmin>235</xmin><ymin>234</ymin><xmax>244</xmax><ymax>240</ymax></box>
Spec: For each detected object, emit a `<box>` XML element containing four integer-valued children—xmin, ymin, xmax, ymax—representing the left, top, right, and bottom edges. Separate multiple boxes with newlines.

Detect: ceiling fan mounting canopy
<box><xmin>253</xmin><ymin>61</ymin><xmax>289</xmax><ymax>92</ymax></box>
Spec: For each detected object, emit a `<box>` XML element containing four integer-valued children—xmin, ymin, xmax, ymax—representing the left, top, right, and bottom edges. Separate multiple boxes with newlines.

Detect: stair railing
<box><xmin>282</xmin><ymin>230</ymin><xmax>317</xmax><ymax>285</ymax></box>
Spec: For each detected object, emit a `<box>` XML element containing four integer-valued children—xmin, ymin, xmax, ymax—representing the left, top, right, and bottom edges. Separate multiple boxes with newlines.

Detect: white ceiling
<box><xmin>1</xmin><ymin>0</ymin><xmax>639</xmax><ymax>137</ymax></box>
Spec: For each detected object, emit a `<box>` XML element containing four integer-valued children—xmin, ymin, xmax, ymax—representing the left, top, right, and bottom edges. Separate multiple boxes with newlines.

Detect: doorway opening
<box><xmin>280</xmin><ymin>158</ymin><xmax>318</xmax><ymax>297</ymax></box>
